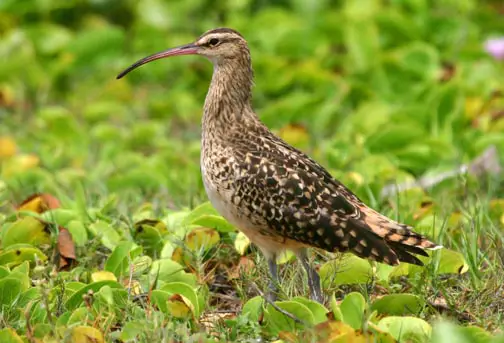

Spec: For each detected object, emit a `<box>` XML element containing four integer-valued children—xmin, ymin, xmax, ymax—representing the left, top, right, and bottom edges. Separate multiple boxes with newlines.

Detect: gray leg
<box><xmin>267</xmin><ymin>255</ymin><xmax>279</xmax><ymax>302</ymax></box>
<box><xmin>296</xmin><ymin>249</ymin><xmax>323</xmax><ymax>304</ymax></box>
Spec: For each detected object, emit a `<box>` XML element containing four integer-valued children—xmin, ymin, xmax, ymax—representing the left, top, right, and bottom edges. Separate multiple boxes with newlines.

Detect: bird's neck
<box><xmin>202</xmin><ymin>56</ymin><xmax>256</xmax><ymax>135</ymax></box>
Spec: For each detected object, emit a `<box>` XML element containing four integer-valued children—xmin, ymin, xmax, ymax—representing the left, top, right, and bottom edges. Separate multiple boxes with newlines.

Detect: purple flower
<box><xmin>484</xmin><ymin>37</ymin><xmax>504</xmax><ymax>60</ymax></box>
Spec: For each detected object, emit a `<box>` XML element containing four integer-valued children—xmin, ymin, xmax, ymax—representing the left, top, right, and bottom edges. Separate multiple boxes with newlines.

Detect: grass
<box><xmin>1</xmin><ymin>0</ymin><xmax>504</xmax><ymax>342</ymax></box>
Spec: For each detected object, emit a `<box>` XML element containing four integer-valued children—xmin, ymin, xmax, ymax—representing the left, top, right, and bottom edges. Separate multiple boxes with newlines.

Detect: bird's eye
<box><xmin>208</xmin><ymin>38</ymin><xmax>220</xmax><ymax>46</ymax></box>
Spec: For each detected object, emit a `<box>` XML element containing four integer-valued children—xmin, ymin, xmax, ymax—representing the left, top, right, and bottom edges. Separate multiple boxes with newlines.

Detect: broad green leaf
<box><xmin>320</xmin><ymin>254</ymin><xmax>373</xmax><ymax>287</ymax></box>
<box><xmin>105</xmin><ymin>241</ymin><xmax>140</xmax><ymax>278</ymax></box>
<box><xmin>378</xmin><ymin>316</ymin><xmax>432</xmax><ymax>342</ymax></box>
<box><xmin>2</xmin><ymin>217</ymin><xmax>51</xmax><ymax>248</ymax></box>
<box><xmin>182</xmin><ymin>202</ymin><xmax>236</xmax><ymax>233</ymax></box>
<box><xmin>242</xmin><ymin>296</ymin><xmax>263</xmax><ymax>322</ymax></box>
<box><xmin>0</xmin><ymin>328</ymin><xmax>23</xmax><ymax>343</ymax></box>
<box><xmin>371</xmin><ymin>294</ymin><xmax>425</xmax><ymax>316</ymax></box>
<box><xmin>339</xmin><ymin>292</ymin><xmax>366</xmax><ymax>330</ymax></box>
<box><xmin>0</xmin><ymin>245</ymin><xmax>47</xmax><ymax>267</ymax></box>
<box><xmin>40</xmin><ymin>209</ymin><xmax>77</xmax><ymax>227</ymax></box>
<box><xmin>150</xmin><ymin>259</ymin><xmax>196</xmax><ymax>287</ymax></box>
<box><xmin>66</xmin><ymin>220</ymin><xmax>88</xmax><ymax>247</ymax></box>
<box><xmin>265</xmin><ymin>301</ymin><xmax>315</xmax><ymax>335</ymax></box>
<box><xmin>291</xmin><ymin>297</ymin><xmax>328</xmax><ymax>324</ymax></box>
<box><xmin>120</xmin><ymin>321</ymin><xmax>145</xmax><ymax>342</ymax></box>
<box><xmin>88</xmin><ymin>221</ymin><xmax>121</xmax><ymax>250</ymax></box>
<box><xmin>65</xmin><ymin>281</ymin><xmax>124</xmax><ymax>310</ymax></box>
<box><xmin>0</xmin><ymin>278</ymin><xmax>23</xmax><ymax>307</ymax></box>
<box><xmin>151</xmin><ymin>290</ymin><xmax>170</xmax><ymax>314</ymax></box>
<box><xmin>191</xmin><ymin>215</ymin><xmax>236</xmax><ymax>233</ymax></box>
<box><xmin>437</xmin><ymin>248</ymin><xmax>468</xmax><ymax>274</ymax></box>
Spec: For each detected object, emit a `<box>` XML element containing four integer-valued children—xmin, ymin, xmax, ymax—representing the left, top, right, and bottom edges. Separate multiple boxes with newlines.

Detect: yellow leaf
<box><xmin>123</xmin><ymin>279</ymin><xmax>142</xmax><ymax>296</ymax></box>
<box><xmin>17</xmin><ymin>193</ymin><xmax>61</xmax><ymax>213</ymax></box>
<box><xmin>167</xmin><ymin>294</ymin><xmax>193</xmax><ymax>318</ymax></box>
<box><xmin>234</xmin><ymin>231</ymin><xmax>250</xmax><ymax>255</ymax></box>
<box><xmin>70</xmin><ymin>326</ymin><xmax>104</xmax><ymax>343</ymax></box>
<box><xmin>171</xmin><ymin>247</ymin><xmax>191</xmax><ymax>267</ymax></box>
<box><xmin>0</xmin><ymin>137</ymin><xmax>17</xmax><ymax>159</ymax></box>
<box><xmin>276</xmin><ymin>250</ymin><xmax>294</xmax><ymax>265</ymax></box>
<box><xmin>185</xmin><ymin>227</ymin><xmax>220</xmax><ymax>251</ymax></box>
<box><xmin>91</xmin><ymin>271</ymin><xmax>117</xmax><ymax>282</ymax></box>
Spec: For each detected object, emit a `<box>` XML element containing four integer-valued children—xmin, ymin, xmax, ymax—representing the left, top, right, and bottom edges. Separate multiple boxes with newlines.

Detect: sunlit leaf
<box><xmin>17</xmin><ymin>193</ymin><xmax>60</xmax><ymax>213</ymax></box>
<box><xmin>2</xmin><ymin>217</ymin><xmax>51</xmax><ymax>248</ymax></box>
<box><xmin>320</xmin><ymin>254</ymin><xmax>373</xmax><ymax>287</ymax></box>
<box><xmin>70</xmin><ymin>326</ymin><xmax>104</xmax><ymax>343</ymax></box>
<box><xmin>339</xmin><ymin>292</ymin><xmax>366</xmax><ymax>330</ymax></box>
<box><xmin>185</xmin><ymin>227</ymin><xmax>220</xmax><ymax>252</ymax></box>
<box><xmin>378</xmin><ymin>316</ymin><xmax>431</xmax><ymax>342</ymax></box>
<box><xmin>0</xmin><ymin>328</ymin><xmax>23</xmax><ymax>343</ymax></box>
<box><xmin>234</xmin><ymin>231</ymin><xmax>250</xmax><ymax>255</ymax></box>
<box><xmin>0</xmin><ymin>245</ymin><xmax>47</xmax><ymax>267</ymax></box>
<box><xmin>371</xmin><ymin>294</ymin><xmax>425</xmax><ymax>316</ymax></box>
<box><xmin>265</xmin><ymin>301</ymin><xmax>314</xmax><ymax>335</ymax></box>
<box><xmin>91</xmin><ymin>271</ymin><xmax>117</xmax><ymax>282</ymax></box>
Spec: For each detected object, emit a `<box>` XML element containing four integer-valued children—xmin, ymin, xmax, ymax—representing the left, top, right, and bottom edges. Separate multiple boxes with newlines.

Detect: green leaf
<box><xmin>437</xmin><ymin>248</ymin><xmax>468</xmax><ymax>275</ymax></box>
<box><xmin>371</xmin><ymin>294</ymin><xmax>425</xmax><ymax>316</ymax></box>
<box><xmin>378</xmin><ymin>316</ymin><xmax>432</xmax><ymax>342</ymax></box>
<box><xmin>265</xmin><ymin>301</ymin><xmax>314</xmax><ymax>335</ymax></box>
<box><xmin>339</xmin><ymin>292</ymin><xmax>366</xmax><ymax>330</ymax></box>
<box><xmin>150</xmin><ymin>259</ymin><xmax>196</xmax><ymax>286</ymax></box>
<box><xmin>88</xmin><ymin>221</ymin><xmax>122</xmax><ymax>250</ymax></box>
<box><xmin>151</xmin><ymin>290</ymin><xmax>171</xmax><ymax>314</ymax></box>
<box><xmin>0</xmin><ymin>278</ymin><xmax>23</xmax><ymax>307</ymax></box>
<box><xmin>105</xmin><ymin>241</ymin><xmax>140</xmax><ymax>278</ymax></box>
<box><xmin>2</xmin><ymin>217</ymin><xmax>51</xmax><ymax>248</ymax></box>
<box><xmin>0</xmin><ymin>328</ymin><xmax>23</xmax><ymax>343</ymax></box>
<box><xmin>40</xmin><ymin>209</ymin><xmax>78</xmax><ymax>227</ymax></box>
<box><xmin>65</xmin><ymin>281</ymin><xmax>124</xmax><ymax>310</ymax></box>
<box><xmin>183</xmin><ymin>202</ymin><xmax>236</xmax><ymax>233</ymax></box>
<box><xmin>242</xmin><ymin>296</ymin><xmax>263</xmax><ymax>322</ymax></box>
<box><xmin>291</xmin><ymin>297</ymin><xmax>328</xmax><ymax>324</ymax></box>
<box><xmin>0</xmin><ymin>245</ymin><xmax>47</xmax><ymax>268</ymax></box>
<box><xmin>120</xmin><ymin>321</ymin><xmax>145</xmax><ymax>342</ymax></box>
<box><xmin>66</xmin><ymin>220</ymin><xmax>88</xmax><ymax>247</ymax></box>
<box><xmin>320</xmin><ymin>254</ymin><xmax>374</xmax><ymax>287</ymax></box>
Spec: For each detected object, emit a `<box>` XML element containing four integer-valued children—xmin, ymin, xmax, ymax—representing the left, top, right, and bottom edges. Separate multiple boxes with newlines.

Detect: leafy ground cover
<box><xmin>1</xmin><ymin>0</ymin><xmax>504</xmax><ymax>342</ymax></box>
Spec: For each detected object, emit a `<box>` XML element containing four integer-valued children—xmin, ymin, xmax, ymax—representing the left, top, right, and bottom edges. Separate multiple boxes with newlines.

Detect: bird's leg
<box><xmin>267</xmin><ymin>255</ymin><xmax>279</xmax><ymax>302</ymax></box>
<box><xmin>296</xmin><ymin>249</ymin><xmax>323</xmax><ymax>304</ymax></box>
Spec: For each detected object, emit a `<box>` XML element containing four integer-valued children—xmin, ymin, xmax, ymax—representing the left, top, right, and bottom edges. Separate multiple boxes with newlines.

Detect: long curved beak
<box><xmin>116</xmin><ymin>43</ymin><xmax>198</xmax><ymax>79</ymax></box>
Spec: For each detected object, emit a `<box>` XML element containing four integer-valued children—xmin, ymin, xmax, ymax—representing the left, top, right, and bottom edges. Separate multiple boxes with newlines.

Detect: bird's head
<box><xmin>117</xmin><ymin>28</ymin><xmax>248</xmax><ymax>79</ymax></box>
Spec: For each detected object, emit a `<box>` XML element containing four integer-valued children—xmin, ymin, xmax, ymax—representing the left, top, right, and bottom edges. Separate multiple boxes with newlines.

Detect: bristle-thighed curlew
<box><xmin>117</xmin><ymin>28</ymin><xmax>441</xmax><ymax>303</ymax></box>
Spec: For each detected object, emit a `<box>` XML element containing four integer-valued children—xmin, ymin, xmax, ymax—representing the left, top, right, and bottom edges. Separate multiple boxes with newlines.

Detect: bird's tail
<box><xmin>350</xmin><ymin>207</ymin><xmax>441</xmax><ymax>266</ymax></box>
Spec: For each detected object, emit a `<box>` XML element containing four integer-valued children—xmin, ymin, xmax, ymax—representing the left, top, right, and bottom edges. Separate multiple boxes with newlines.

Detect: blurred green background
<box><xmin>1</xmin><ymin>0</ymin><xmax>503</xmax><ymax>208</ymax></box>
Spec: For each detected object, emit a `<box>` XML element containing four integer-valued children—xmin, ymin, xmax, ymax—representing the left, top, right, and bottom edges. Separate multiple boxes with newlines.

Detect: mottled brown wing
<box><xmin>233</xmin><ymin>146</ymin><xmax>403</xmax><ymax>265</ymax></box>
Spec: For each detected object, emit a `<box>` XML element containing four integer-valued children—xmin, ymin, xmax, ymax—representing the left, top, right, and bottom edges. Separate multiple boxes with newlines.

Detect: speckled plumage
<box><xmin>118</xmin><ymin>27</ymin><xmax>441</xmax><ymax>302</ymax></box>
